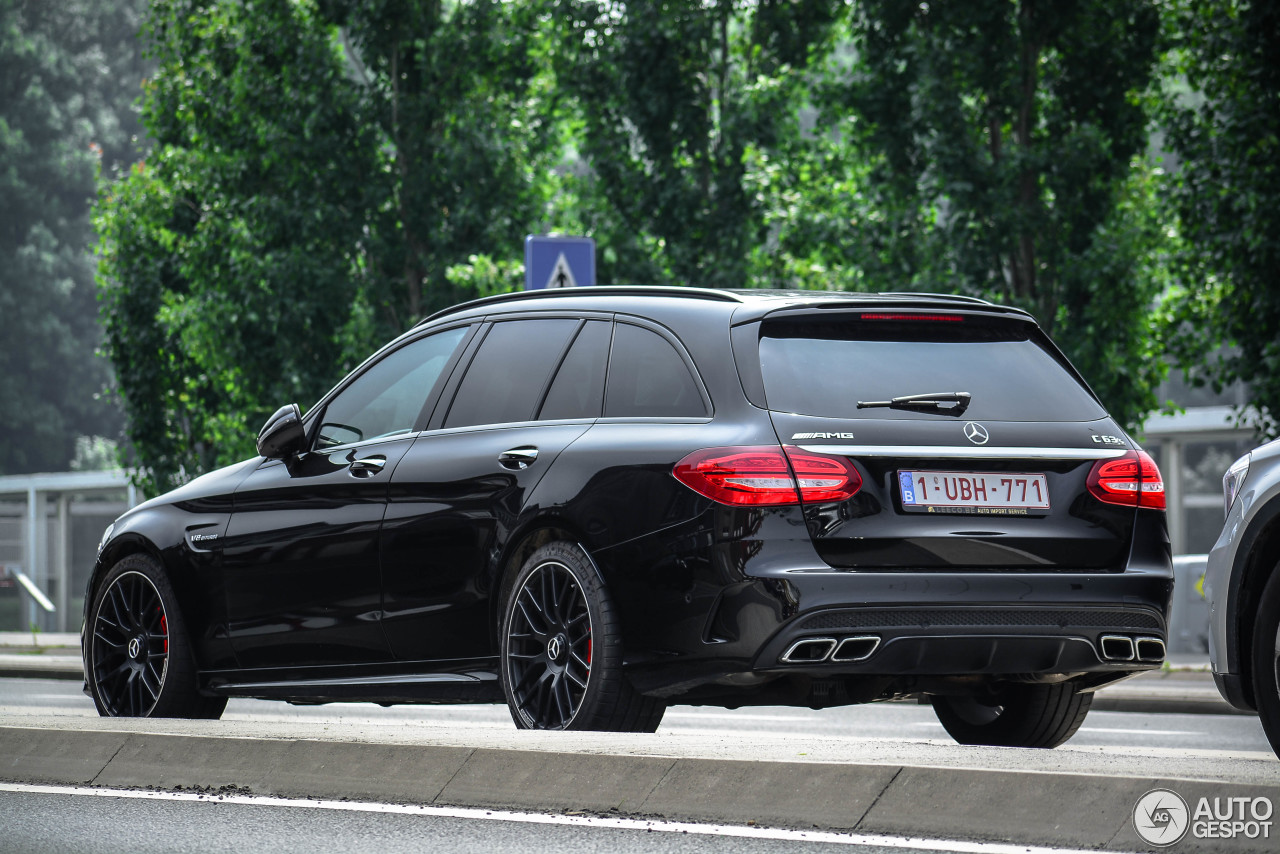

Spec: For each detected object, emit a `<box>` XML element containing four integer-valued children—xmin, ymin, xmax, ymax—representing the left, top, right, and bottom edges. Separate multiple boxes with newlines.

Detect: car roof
<box><xmin>415</xmin><ymin>286</ymin><xmax>1034</xmax><ymax>327</ymax></box>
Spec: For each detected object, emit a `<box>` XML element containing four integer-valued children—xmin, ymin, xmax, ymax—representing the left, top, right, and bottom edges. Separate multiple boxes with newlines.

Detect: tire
<box><xmin>86</xmin><ymin>553</ymin><xmax>226</xmax><ymax>719</ymax></box>
<box><xmin>1251</xmin><ymin>565</ymin><xmax>1280</xmax><ymax>759</ymax></box>
<box><xmin>932</xmin><ymin>682</ymin><xmax>1092</xmax><ymax>748</ymax></box>
<box><xmin>499</xmin><ymin>542</ymin><xmax>664</xmax><ymax>732</ymax></box>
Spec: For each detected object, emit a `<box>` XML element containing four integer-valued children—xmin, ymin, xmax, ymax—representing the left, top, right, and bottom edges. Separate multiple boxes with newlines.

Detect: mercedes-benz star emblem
<box><xmin>127</xmin><ymin>637</ymin><xmax>142</xmax><ymax>659</ymax></box>
<box><xmin>963</xmin><ymin>422</ymin><xmax>990</xmax><ymax>445</ymax></box>
<box><xmin>546</xmin><ymin>636</ymin><xmax>563</xmax><ymax>662</ymax></box>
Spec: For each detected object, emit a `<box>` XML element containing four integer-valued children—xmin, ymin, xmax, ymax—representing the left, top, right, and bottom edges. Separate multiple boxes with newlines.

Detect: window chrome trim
<box><xmin>796</xmin><ymin>445</ymin><xmax>1129</xmax><ymax>460</ymax></box>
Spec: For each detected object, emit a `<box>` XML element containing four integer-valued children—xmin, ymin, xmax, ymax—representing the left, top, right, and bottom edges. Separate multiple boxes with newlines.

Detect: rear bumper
<box><xmin>627</xmin><ymin>568</ymin><xmax>1173</xmax><ymax>698</ymax></box>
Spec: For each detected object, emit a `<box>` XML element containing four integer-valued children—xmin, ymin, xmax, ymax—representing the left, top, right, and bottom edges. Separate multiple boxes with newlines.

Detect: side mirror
<box><xmin>257</xmin><ymin>404</ymin><xmax>306</xmax><ymax>459</ymax></box>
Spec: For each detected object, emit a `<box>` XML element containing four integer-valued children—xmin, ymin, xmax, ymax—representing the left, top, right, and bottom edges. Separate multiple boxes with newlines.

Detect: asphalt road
<box><xmin>0</xmin><ymin>785</ymin><xmax>1041</xmax><ymax>854</ymax></box>
<box><xmin>1</xmin><ymin>677</ymin><xmax>1270</xmax><ymax>755</ymax></box>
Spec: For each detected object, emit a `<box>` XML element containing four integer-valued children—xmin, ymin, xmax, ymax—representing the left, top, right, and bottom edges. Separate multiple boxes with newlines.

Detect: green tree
<box><xmin>318</xmin><ymin>0</ymin><xmax>555</xmax><ymax>322</ymax></box>
<box><xmin>97</xmin><ymin>0</ymin><xmax>559</xmax><ymax>493</ymax></box>
<box><xmin>97</xmin><ymin>0</ymin><xmax>380</xmax><ymax>493</ymax></box>
<box><xmin>813</xmin><ymin>0</ymin><xmax>1168</xmax><ymax>429</ymax></box>
<box><xmin>1160</xmin><ymin>0</ymin><xmax>1280</xmax><ymax>438</ymax></box>
<box><xmin>551</xmin><ymin>0</ymin><xmax>841</xmax><ymax>287</ymax></box>
<box><xmin>0</xmin><ymin>0</ymin><xmax>145</xmax><ymax>473</ymax></box>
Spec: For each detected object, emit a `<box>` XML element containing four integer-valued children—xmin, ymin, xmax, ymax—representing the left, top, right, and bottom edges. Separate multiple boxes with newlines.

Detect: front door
<box><xmin>221</xmin><ymin>325</ymin><xmax>472</xmax><ymax>668</ymax></box>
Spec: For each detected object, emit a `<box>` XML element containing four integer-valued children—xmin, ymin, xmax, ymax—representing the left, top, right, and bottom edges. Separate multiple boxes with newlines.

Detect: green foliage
<box><xmin>808</xmin><ymin>0</ymin><xmax>1169</xmax><ymax>430</ymax></box>
<box><xmin>98</xmin><ymin>0</ymin><xmax>559</xmax><ymax>492</ymax></box>
<box><xmin>97</xmin><ymin>0</ymin><xmax>380</xmax><ymax>493</ymax></box>
<box><xmin>321</xmin><ymin>0</ymin><xmax>557</xmax><ymax>320</ymax></box>
<box><xmin>552</xmin><ymin>0</ymin><xmax>841</xmax><ymax>287</ymax></box>
<box><xmin>1160</xmin><ymin>0</ymin><xmax>1280</xmax><ymax>438</ymax></box>
<box><xmin>444</xmin><ymin>254</ymin><xmax>524</xmax><ymax>299</ymax></box>
<box><xmin>0</xmin><ymin>0</ymin><xmax>143</xmax><ymax>473</ymax></box>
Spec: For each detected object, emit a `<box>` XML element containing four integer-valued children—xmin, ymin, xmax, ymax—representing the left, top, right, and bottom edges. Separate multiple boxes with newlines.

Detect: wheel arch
<box><xmin>489</xmin><ymin>517</ymin><xmax>602</xmax><ymax>638</ymax></box>
<box><xmin>1230</xmin><ymin>495</ymin><xmax>1280</xmax><ymax>709</ymax></box>
<box><xmin>88</xmin><ymin>533</ymin><xmax>168</xmax><ymax>612</ymax></box>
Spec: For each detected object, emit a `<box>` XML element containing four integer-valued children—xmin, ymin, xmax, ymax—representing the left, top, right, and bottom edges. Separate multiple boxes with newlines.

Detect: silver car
<box><xmin>1207</xmin><ymin>435</ymin><xmax>1280</xmax><ymax>757</ymax></box>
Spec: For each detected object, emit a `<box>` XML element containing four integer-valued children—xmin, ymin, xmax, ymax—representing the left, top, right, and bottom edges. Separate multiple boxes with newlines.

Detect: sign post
<box><xmin>524</xmin><ymin>235</ymin><xmax>596</xmax><ymax>290</ymax></box>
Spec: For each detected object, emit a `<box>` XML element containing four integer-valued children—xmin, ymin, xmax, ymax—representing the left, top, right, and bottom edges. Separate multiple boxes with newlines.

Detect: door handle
<box><xmin>349</xmin><ymin>456</ymin><xmax>387</xmax><ymax>477</ymax></box>
<box><xmin>498</xmin><ymin>447</ymin><xmax>539</xmax><ymax>471</ymax></box>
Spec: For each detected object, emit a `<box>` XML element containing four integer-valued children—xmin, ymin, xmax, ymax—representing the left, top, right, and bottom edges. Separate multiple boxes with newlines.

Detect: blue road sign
<box><xmin>525</xmin><ymin>235</ymin><xmax>596</xmax><ymax>290</ymax></box>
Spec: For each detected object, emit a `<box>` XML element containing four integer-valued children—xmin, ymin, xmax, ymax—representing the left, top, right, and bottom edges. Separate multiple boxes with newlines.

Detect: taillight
<box><xmin>785</xmin><ymin>448</ymin><xmax>864</xmax><ymax>503</ymax></box>
<box><xmin>1087</xmin><ymin>450</ymin><xmax>1166</xmax><ymax>510</ymax></box>
<box><xmin>673</xmin><ymin>446</ymin><xmax>862</xmax><ymax>506</ymax></box>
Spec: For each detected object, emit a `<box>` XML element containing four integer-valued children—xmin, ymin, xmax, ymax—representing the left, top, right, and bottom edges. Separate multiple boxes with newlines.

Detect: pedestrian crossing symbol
<box><xmin>545</xmin><ymin>252</ymin><xmax>577</xmax><ymax>289</ymax></box>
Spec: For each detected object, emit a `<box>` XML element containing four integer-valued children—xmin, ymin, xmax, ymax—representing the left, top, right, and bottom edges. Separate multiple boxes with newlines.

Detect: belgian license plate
<box><xmin>898</xmin><ymin>470</ymin><xmax>1050</xmax><ymax>515</ymax></box>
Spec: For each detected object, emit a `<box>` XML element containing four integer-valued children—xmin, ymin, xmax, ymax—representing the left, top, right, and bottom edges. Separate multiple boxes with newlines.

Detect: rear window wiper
<box><xmin>856</xmin><ymin>391</ymin><xmax>972</xmax><ymax>417</ymax></box>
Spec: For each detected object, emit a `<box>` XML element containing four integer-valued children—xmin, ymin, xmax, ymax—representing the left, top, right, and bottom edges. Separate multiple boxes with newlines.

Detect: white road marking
<box><xmin>1077</xmin><ymin>727</ymin><xmax>1195</xmax><ymax>736</ymax></box>
<box><xmin>664</xmin><ymin>711</ymin><xmax>811</xmax><ymax>722</ymax></box>
<box><xmin>910</xmin><ymin>722</ymin><xmax>1194</xmax><ymax>737</ymax></box>
<box><xmin>0</xmin><ymin>782</ymin><xmax>1138</xmax><ymax>854</ymax></box>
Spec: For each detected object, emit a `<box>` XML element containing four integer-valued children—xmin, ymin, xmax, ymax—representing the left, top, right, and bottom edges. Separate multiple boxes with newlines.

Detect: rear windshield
<box><xmin>758</xmin><ymin>317</ymin><xmax>1105</xmax><ymax>422</ymax></box>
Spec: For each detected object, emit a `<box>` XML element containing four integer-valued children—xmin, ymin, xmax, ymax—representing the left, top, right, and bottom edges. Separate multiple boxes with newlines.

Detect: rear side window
<box><xmin>539</xmin><ymin>321</ymin><xmax>612</xmax><ymax>420</ymax></box>
<box><xmin>605</xmin><ymin>323</ymin><xmax>706</xmax><ymax>418</ymax></box>
<box><xmin>758</xmin><ymin>317</ymin><xmax>1105</xmax><ymax>422</ymax></box>
<box><xmin>445</xmin><ymin>319</ymin><xmax>578</xmax><ymax>428</ymax></box>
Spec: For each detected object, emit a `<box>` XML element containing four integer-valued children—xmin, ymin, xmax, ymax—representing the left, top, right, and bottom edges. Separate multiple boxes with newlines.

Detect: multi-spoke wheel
<box><xmin>932</xmin><ymin>682</ymin><xmax>1092</xmax><ymax>748</ymax></box>
<box><xmin>86</xmin><ymin>554</ymin><xmax>226</xmax><ymax>719</ymax></box>
<box><xmin>499</xmin><ymin>542</ymin><xmax>663</xmax><ymax>732</ymax></box>
<box><xmin>1252</xmin><ymin>564</ymin><xmax>1280</xmax><ymax>758</ymax></box>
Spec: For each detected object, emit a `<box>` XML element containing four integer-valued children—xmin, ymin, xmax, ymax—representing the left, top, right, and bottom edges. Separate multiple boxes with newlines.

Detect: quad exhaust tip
<box><xmin>1135</xmin><ymin>636</ymin><xmax>1166</xmax><ymax>662</ymax></box>
<box><xmin>1099</xmin><ymin>634</ymin><xmax>1136</xmax><ymax>661</ymax></box>
<box><xmin>780</xmin><ymin>635</ymin><xmax>881</xmax><ymax>664</ymax></box>
<box><xmin>831</xmin><ymin>636</ymin><xmax>881</xmax><ymax>662</ymax></box>
<box><xmin>1098</xmin><ymin>634</ymin><xmax>1166</xmax><ymax>663</ymax></box>
<box><xmin>780</xmin><ymin>638</ymin><xmax>837</xmax><ymax>664</ymax></box>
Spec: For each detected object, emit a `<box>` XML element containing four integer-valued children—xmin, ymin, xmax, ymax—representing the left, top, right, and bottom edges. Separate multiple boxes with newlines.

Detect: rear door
<box><xmin>750</xmin><ymin>309</ymin><xmax>1142</xmax><ymax>570</ymax></box>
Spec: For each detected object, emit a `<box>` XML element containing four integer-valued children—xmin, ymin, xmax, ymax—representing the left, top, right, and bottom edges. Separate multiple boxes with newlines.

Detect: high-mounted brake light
<box><xmin>859</xmin><ymin>313</ymin><xmax>964</xmax><ymax>322</ymax></box>
<box><xmin>1087</xmin><ymin>450</ymin><xmax>1165</xmax><ymax>510</ymax></box>
<box><xmin>673</xmin><ymin>446</ymin><xmax>862</xmax><ymax>506</ymax></box>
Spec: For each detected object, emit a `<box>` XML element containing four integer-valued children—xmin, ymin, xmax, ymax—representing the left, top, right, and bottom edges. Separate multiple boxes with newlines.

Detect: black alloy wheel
<box><xmin>91</xmin><ymin>570</ymin><xmax>168</xmax><ymax>716</ymax></box>
<box><xmin>499</xmin><ymin>542</ymin><xmax>664</xmax><ymax>732</ymax></box>
<box><xmin>87</xmin><ymin>554</ymin><xmax>226</xmax><ymax>719</ymax></box>
<box><xmin>505</xmin><ymin>560</ymin><xmax>593</xmax><ymax>728</ymax></box>
<box><xmin>931</xmin><ymin>682</ymin><xmax>1092</xmax><ymax>748</ymax></box>
<box><xmin>1251</xmin><ymin>564</ymin><xmax>1280</xmax><ymax>758</ymax></box>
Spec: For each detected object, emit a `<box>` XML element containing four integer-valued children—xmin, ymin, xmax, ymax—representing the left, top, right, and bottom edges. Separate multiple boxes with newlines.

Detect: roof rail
<box><xmin>875</xmin><ymin>292</ymin><xmax>995</xmax><ymax>306</ymax></box>
<box><xmin>414</xmin><ymin>285</ymin><xmax>745</xmax><ymax>327</ymax></box>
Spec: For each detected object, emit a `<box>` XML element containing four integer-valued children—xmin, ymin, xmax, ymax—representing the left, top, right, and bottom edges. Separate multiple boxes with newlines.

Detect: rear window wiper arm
<box><xmin>856</xmin><ymin>391</ymin><xmax>972</xmax><ymax>417</ymax></box>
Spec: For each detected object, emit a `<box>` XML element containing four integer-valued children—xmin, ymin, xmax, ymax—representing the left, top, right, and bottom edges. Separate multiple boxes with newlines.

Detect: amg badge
<box><xmin>791</xmin><ymin>432</ymin><xmax>855</xmax><ymax>440</ymax></box>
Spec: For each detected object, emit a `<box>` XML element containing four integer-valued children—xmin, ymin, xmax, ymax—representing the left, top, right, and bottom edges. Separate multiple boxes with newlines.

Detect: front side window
<box><xmin>316</xmin><ymin>327</ymin><xmax>468</xmax><ymax>448</ymax></box>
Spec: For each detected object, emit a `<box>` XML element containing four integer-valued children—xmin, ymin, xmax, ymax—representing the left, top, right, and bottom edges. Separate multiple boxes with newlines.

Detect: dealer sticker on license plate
<box><xmin>898</xmin><ymin>470</ymin><xmax>1050</xmax><ymax>515</ymax></box>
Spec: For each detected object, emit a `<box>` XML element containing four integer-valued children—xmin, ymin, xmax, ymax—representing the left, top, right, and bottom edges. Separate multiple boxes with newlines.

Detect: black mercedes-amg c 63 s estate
<box><xmin>83</xmin><ymin>287</ymin><xmax>1172</xmax><ymax>747</ymax></box>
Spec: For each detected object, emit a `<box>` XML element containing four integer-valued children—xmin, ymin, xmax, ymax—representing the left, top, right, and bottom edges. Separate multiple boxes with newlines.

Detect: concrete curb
<box><xmin>1</xmin><ymin>725</ymin><xmax>1276</xmax><ymax>853</ymax></box>
<box><xmin>0</xmin><ymin>654</ymin><xmax>82</xmax><ymax>681</ymax></box>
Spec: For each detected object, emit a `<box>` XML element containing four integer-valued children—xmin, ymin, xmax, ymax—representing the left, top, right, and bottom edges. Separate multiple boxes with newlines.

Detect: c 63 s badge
<box><xmin>792</xmin><ymin>432</ymin><xmax>855</xmax><ymax>440</ymax></box>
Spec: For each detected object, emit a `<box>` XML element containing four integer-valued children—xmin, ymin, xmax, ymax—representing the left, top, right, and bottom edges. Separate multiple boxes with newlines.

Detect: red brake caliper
<box><xmin>159</xmin><ymin>612</ymin><xmax>168</xmax><ymax>653</ymax></box>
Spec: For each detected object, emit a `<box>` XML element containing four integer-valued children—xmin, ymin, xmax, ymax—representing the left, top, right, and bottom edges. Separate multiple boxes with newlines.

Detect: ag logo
<box><xmin>963</xmin><ymin>422</ymin><xmax>990</xmax><ymax>445</ymax></box>
<box><xmin>1133</xmin><ymin>788</ymin><xmax>1190</xmax><ymax>846</ymax></box>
